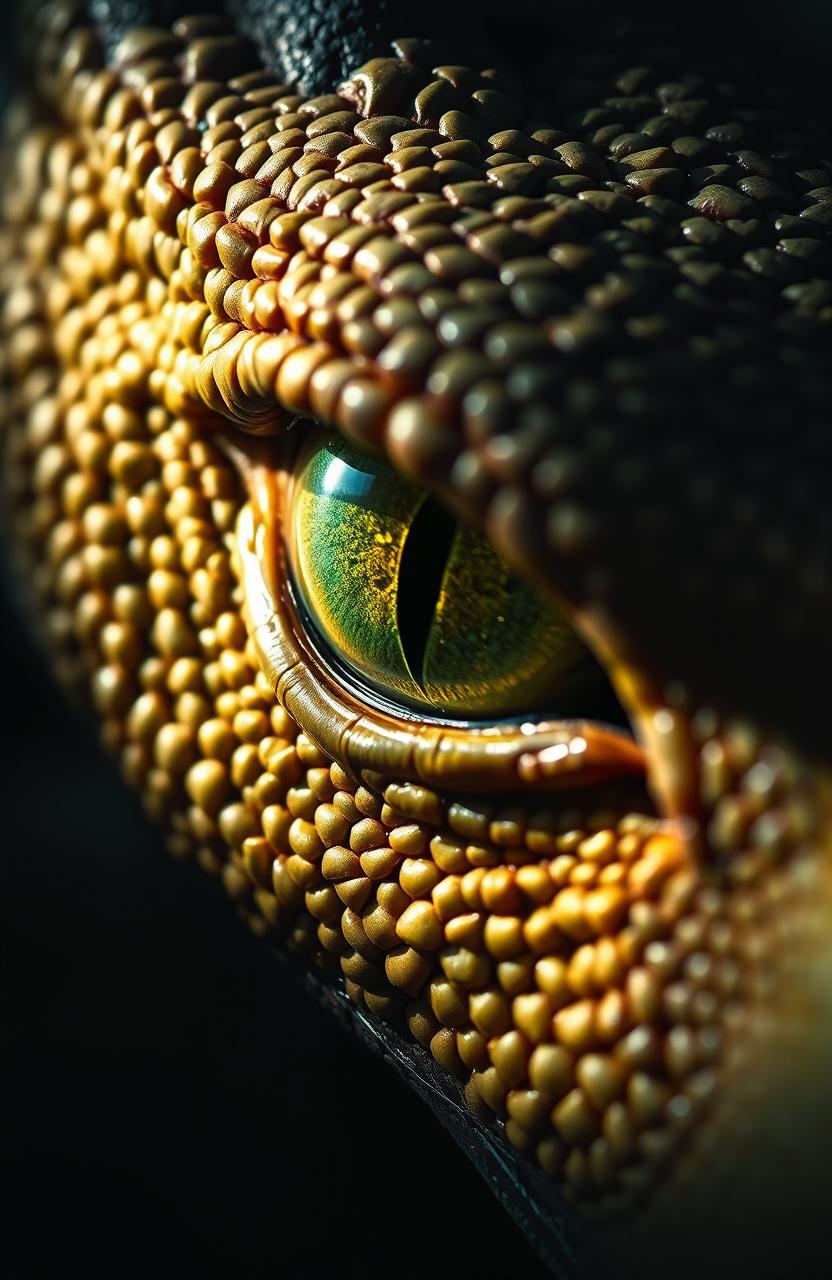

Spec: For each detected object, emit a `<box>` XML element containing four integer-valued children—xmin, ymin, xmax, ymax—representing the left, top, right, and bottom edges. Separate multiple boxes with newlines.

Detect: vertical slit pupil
<box><xmin>396</xmin><ymin>497</ymin><xmax>456</xmax><ymax>687</ymax></box>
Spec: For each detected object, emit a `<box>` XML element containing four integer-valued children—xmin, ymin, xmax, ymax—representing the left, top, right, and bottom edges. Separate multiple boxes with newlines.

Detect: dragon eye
<box><xmin>287</xmin><ymin>434</ymin><xmax>596</xmax><ymax>719</ymax></box>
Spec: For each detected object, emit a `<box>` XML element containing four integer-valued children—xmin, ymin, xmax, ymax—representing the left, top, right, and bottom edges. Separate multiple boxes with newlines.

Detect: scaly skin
<box><xmin>2</xmin><ymin>4</ymin><xmax>832</xmax><ymax>1275</ymax></box>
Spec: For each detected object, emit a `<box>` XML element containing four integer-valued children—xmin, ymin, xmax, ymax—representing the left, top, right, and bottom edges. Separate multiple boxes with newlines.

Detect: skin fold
<box><xmin>2</xmin><ymin>2</ymin><xmax>831</xmax><ymax>1275</ymax></box>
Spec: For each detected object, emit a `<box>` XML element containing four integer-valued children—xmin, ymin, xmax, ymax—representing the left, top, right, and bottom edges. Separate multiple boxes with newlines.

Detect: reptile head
<box><xmin>2</xmin><ymin>1</ymin><xmax>831</xmax><ymax>1274</ymax></box>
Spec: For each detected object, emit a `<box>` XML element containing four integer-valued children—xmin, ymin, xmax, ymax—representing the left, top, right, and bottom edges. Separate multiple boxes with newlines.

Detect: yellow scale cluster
<box><xmin>1</xmin><ymin>4</ymin><xmax>830</xmax><ymax>1228</ymax></box>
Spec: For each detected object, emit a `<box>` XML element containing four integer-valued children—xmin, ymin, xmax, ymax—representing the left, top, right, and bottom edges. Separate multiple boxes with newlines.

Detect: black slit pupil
<box><xmin>396</xmin><ymin>496</ymin><xmax>456</xmax><ymax>687</ymax></box>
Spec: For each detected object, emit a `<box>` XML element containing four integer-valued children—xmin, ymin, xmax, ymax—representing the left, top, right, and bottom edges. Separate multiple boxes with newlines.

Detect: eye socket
<box><xmin>287</xmin><ymin>434</ymin><xmax>596</xmax><ymax>719</ymax></box>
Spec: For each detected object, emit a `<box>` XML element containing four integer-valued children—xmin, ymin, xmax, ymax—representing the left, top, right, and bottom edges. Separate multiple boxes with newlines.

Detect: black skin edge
<box><xmin>6</xmin><ymin>3</ymin><xmax>831</xmax><ymax>102</ymax></box>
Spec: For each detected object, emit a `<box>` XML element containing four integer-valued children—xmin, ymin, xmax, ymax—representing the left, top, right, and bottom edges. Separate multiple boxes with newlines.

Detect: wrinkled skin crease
<box><xmin>2</xmin><ymin>5</ymin><xmax>832</xmax><ymax>1277</ymax></box>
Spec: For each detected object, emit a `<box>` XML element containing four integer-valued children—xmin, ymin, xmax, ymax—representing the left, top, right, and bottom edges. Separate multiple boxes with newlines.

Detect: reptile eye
<box><xmin>287</xmin><ymin>434</ymin><xmax>596</xmax><ymax>719</ymax></box>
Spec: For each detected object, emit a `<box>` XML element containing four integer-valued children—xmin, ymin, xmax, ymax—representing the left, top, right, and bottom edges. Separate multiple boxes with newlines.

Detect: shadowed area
<box><xmin>0</xmin><ymin>596</ymin><xmax>548</xmax><ymax>1279</ymax></box>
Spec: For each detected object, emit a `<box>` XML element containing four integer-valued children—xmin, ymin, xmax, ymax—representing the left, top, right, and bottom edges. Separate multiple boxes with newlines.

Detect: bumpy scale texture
<box><xmin>2</xmin><ymin>0</ymin><xmax>831</xmax><ymax>1243</ymax></box>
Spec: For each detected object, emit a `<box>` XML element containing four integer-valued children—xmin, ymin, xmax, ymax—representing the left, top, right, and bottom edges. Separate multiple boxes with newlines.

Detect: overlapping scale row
<box><xmin>25</xmin><ymin>4</ymin><xmax>830</xmax><ymax>742</ymax></box>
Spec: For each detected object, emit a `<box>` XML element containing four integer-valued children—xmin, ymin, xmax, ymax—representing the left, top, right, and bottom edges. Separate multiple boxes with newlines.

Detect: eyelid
<box><xmin>238</xmin><ymin>474</ymin><xmax>644</xmax><ymax>795</ymax></box>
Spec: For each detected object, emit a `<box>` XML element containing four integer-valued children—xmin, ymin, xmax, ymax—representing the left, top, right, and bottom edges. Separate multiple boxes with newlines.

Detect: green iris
<box><xmin>288</xmin><ymin>435</ymin><xmax>593</xmax><ymax>718</ymax></box>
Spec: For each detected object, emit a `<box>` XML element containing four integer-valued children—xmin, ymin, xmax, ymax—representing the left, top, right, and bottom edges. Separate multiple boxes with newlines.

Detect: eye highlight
<box><xmin>288</xmin><ymin>435</ymin><xmax>594</xmax><ymax>719</ymax></box>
